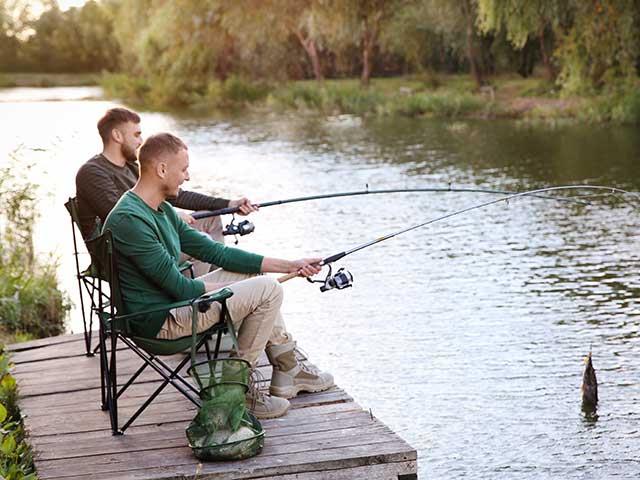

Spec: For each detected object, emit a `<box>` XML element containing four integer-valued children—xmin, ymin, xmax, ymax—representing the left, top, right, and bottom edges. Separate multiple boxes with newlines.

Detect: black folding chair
<box><xmin>86</xmin><ymin>230</ymin><xmax>236</xmax><ymax>435</ymax></box>
<box><xmin>65</xmin><ymin>197</ymin><xmax>195</xmax><ymax>356</ymax></box>
<box><xmin>64</xmin><ymin>197</ymin><xmax>103</xmax><ymax>356</ymax></box>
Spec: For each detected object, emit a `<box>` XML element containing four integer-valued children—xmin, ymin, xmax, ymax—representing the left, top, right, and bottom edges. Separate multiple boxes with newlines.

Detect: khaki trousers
<box><xmin>156</xmin><ymin>270</ymin><xmax>291</xmax><ymax>366</ymax></box>
<box><xmin>179</xmin><ymin>215</ymin><xmax>224</xmax><ymax>278</ymax></box>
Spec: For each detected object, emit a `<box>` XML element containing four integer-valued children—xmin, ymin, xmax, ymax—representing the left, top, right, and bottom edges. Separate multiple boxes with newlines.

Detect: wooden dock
<box><xmin>8</xmin><ymin>333</ymin><xmax>417</xmax><ymax>480</ymax></box>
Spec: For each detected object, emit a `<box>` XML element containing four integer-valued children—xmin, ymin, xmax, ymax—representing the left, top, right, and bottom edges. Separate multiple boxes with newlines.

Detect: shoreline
<box><xmin>3</xmin><ymin>72</ymin><xmax>639</xmax><ymax>124</ymax></box>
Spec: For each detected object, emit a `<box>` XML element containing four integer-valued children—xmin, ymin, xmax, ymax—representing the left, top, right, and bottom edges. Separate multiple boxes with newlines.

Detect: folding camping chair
<box><xmin>86</xmin><ymin>229</ymin><xmax>237</xmax><ymax>435</ymax></box>
<box><xmin>64</xmin><ymin>197</ymin><xmax>103</xmax><ymax>356</ymax></box>
<box><xmin>65</xmin><ymin>197</ymin><xmax>195</xmax><ymax>356</ymax></box>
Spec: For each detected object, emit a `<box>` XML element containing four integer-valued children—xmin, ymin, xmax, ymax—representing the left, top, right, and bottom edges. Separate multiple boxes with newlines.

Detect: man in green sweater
<box><xmin>76</xmin><ymin>107</ymin><xmax>257</xmax><ymax>276</ymax></box>
<box><xmin>103</xmin><ymin>132</ymin><xmax>334</xmax><ymax>419</ymax></box>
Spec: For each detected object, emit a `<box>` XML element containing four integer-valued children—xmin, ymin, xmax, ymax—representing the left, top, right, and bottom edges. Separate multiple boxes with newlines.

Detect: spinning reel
<box><xmin>307</xmin><ymin>264</ymin><xmax>354</xmax><ymax>292</ymax></box>
<box><xmin>223</xmin><ymin>215</ymin><xmax>255</xmax><ymax>244</ymax></box>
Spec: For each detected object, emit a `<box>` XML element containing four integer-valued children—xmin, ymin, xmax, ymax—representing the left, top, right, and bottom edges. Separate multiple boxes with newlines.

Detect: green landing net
<box><xmin>187</xmin><ymin>357</ymin><xmax>265</xmax><ymax>461</ymax></box>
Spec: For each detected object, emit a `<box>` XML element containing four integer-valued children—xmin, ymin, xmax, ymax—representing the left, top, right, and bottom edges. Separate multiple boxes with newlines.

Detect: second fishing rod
<box><xmin>193</xmin><ymin>185</ymin><xmax>587</xmax><ymax>241</ymax></box>
<box><xmin>275</xmin><ymin>185</ymin><xmax>638</xmax><ymax>292</ymax></box>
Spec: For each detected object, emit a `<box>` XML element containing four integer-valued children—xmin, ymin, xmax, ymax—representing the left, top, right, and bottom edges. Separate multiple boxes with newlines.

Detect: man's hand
<box><xmin>178</xmin><ymin>211</ymin><xmax>196</xmax><ymax>225</ymax></box>
<box><xmin>229</xmin><ymin>197</ymin><xmax>258</xmax><ymax>216</ymax></box>
<box><xmin>288</xmin><ymin>258</ymin><xmax>322</xmax><ymax>278</ymax></box>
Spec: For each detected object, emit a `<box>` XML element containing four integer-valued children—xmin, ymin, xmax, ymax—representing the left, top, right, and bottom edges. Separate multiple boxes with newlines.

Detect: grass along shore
<box><xmin>0</xmin><ymin>72</ymin><xmax>99</xmax><ymax>88</ymax></box>
<box><xmin>100</xmin><ymin>73</ymin><xmax>640</xmax><ymax>124</ymax></box>
<box><xmin>2</xmin><ymin>71</ymin><xmax>639</xmax><ymax>124</ymax></box>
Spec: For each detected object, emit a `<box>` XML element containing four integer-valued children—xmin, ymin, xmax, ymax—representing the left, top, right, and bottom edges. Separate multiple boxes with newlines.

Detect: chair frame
<box><xmin>65</xmin><ymin>197</ymin><xmax>195</xmax><ymax>357</ymax></box>
<box><xmin>64</xmin><ymin>197</ymin><xmax>103</xmax><ymax>357</ymax></box>
<box><xmin>88</xmin><ymin>230</ymin><xmax>236</xmax><ymax>435</ymax></box>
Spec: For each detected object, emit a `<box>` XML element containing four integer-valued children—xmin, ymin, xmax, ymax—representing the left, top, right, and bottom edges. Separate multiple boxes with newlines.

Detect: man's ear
<box><xmin>156</xmin><ymin>161</ymin><xmax>167</xmax><ymax>178</ymax></box>
<box><xmin>111</xmin><ymin>127</ymin><xmax>123</xmax><ymax>144</ymax></box>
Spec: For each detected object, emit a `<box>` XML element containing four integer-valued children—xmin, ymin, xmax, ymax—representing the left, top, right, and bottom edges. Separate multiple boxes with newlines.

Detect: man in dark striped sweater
<box><xmin>76</xmin><ymin>107</ymin><xmax>256</xmax><ymax>276</ymax></box>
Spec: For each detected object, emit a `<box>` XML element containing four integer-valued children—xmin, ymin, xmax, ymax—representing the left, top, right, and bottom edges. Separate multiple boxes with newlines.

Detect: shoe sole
<box><xmin>251</xmin><ymin>403</ymin><xmax>290</xmax><ymax>419</ymax></box>
<box><xmin>270</xmin><ymin>382</ymin><xmax>335</xmax><ymax>400</ymax></box>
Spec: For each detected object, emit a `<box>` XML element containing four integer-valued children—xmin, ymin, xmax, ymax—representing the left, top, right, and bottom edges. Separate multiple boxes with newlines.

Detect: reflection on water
<box><xmin>1</xmin><ymin>89</ymin><xmax>639</xmax><ymax>479</ymax></box>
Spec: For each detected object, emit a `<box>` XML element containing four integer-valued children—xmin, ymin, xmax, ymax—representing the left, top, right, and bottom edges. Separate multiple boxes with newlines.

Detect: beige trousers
<box><xmin>156</xmin><ymin>270</ymin><xmax>291</xmax><ymax>366</ymax></box>
<box><xmin>179</xmin><ymin>215</ymin><xmax>225</xmax><ymax>278</ymax></box>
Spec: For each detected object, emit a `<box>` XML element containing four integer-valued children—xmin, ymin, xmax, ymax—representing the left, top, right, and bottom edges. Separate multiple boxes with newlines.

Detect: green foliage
<box><xmin>555</xmin><ymin>0</ymin><xmax>639</xmax><ymax>94</ymax></box>
<box><xmin>393</xmin><ymin>92</ymin><xmax>484</xmax><ymax>117</ymax></box>
<box><xmin>100</xmin><ymin>73</ymin><xmax>150</xmax><ymax>105</ymax></box>
<box><xmin>1</xmin><ymin>0</ymin><xmax>119</xmax><ymax>73</ymax></box>
<box><xmin>0</xmin><ymin>351</ymin><xmax>36</xmax><ymax>480</ymax></box>
<box><xmin>579</xmin><ymin>85</ymin><xmax>640</xmax><ymax>124</ymax></box>
<box><xmin>217</xmin><ymin>76</ymin><xmax>272</xmax><ymax>104</ymax></box>
<box><xmin>0</xmin><ymin>155</ymin><xmax>70</xmax><ymax>340</ymax></box>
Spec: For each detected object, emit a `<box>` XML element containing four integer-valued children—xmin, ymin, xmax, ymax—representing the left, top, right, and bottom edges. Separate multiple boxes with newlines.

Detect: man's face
<box><xmin>116</xmin><ymin>121</ymin><xmax>142</xmax><ymax>162</ymax></box>
<box><xmin>161</xmin><ymin>148</ymin><xmax>190</xmax><ymax>198</ymax></box>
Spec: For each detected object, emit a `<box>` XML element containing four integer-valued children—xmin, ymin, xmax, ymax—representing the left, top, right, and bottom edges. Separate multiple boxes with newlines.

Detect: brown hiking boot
<box><xmin>245</xmin><ymin>368</ymin><xmax>290</xmax><ymax>419</ymax></box>
<box><xmin>266</xmin><ymin>341</ymin><xmax>334</xmax><ymax>399</ymax></box>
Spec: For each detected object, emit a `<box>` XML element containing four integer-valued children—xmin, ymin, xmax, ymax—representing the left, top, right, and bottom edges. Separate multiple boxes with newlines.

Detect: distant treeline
<box><xmin>1</xmin><ymin>0</ymin><xmax>639</xmax><ymax>93</ymax></box>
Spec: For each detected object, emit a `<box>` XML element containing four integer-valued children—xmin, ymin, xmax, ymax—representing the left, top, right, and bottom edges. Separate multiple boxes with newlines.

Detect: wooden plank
<box><xmin>37</xmin><ymin>439</ymin><xmax>414</xmax><ymax>479</ymax></box>
<box><xmin>30</xmin><ymin>410</ymin><xmax>374</xmax><ymax>450</ymax></box>
<box><xmin>26</xmin><ymin>400</ymin><xmax>364</xmax><ymax>437</ymax></box>
<box><xmin>23</xmin><ymin>386</ymin><xmax>350</xmax><ymax>418</ymax></box>
<box><xmin>255</xmin><ymin>461</ymin><xmax>417</xmax><ymax>480</ymax></box>
<box><xmin>6</xmin><ymin>332</ymin><xmax>86</xmax><ymax>352</ymax></box>
<box><xmin>36</xmin><ymin>421</ymin><xmax>392</xmax><ymax>461</ymax></box>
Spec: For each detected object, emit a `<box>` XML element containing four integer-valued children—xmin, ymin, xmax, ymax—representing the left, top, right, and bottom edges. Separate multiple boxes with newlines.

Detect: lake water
<box><xmin>1</xmin><ymin>87</ymin><xmax>639</xmax><ymax>478</ymax></box>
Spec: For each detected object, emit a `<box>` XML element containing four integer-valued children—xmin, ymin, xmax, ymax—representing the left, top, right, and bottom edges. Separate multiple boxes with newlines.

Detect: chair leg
<box><xmin>117</xmin><ymin>336</ymin><xmax>203</xmax><ymax>433</ymax></box>
<box><xmin>77</xmin><ymin>276</ymin><xmax>93</xmax><ymax>357</ymax></box>
<box><xmin>98</xmin><ymin>321</ymin><xmax>108</xmax><ymax>411</ymax></box>
<box><xmin>109</xmin><ymin>331</ymin><xmax>121</xmax><ymax>435</ymax></box>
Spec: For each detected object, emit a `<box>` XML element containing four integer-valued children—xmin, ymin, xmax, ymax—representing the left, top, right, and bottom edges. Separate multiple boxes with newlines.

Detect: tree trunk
<box><xmin>538</xmin><ymin>24</ymin><xmax>555</xmax><ymax>80</ymax></box>
<box><xmin>361</xmin><ymin>30</ymin><xmax>373</xmax><ymax>86</ymax></box>
<box><xmin>215</xmin><ymin>33</ymin><xmax>235</xmax><ymax>81</ymax></box>
<box><xmin>295</xmin><ymin>30</ymin><xmax>323</xmax><ymax>82</ymax></box>
<box><xmin>462</xmin><ymin>0</ymin><xmax>484</xmax><ymax>87</ymax></box>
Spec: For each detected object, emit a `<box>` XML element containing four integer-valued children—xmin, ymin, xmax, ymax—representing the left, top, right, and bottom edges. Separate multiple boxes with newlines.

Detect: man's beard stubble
<box><xmin>121</xmin><ymin>143</ymin><xmax>137</xmax><ymax>163</ymax></box>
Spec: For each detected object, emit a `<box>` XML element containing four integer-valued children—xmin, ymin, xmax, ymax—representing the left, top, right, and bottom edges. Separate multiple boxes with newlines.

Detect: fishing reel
<box><xmin>307</xmin><ymin>264</ymin><xmax>354</xmax><ymax>292</ymax></box>
<box><xmin>223</xmin><ymin>215</ymin><xmax>255</xmax><ymax>244</ymax></box>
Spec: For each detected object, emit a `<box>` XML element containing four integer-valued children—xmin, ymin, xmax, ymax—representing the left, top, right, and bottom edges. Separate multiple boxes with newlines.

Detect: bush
<box><xmin>0</xmin><ymin>156</ymin><xmax>70</xmax><ymax>341</ymax></box>
<box><xmin>393</xmin><ymin>92</ymin><xmax>484</xmax><ymax>117</ymax></box>
<box><xmin>270</xmin><ymin>83</ymin><xmax>325</xmax><ymax>110</ymax></box>
<box><xmin>578</xmin><ymin>84</ymin><xmax>640</xmax><ymax>124</ymax></box>
<box><xmin>323</xmin><ymin>84</ymin><xmax>385</xmax><ymax>115</ymax></box>
<box><xmin>100</xmin><ymin>73</ymin><xmax>151</xmax><ymax>105</ymax></box>
<box><xmin>0</xmin><ymin>352</ymin><xmax>36</xmax><ymax>480</ymax></box>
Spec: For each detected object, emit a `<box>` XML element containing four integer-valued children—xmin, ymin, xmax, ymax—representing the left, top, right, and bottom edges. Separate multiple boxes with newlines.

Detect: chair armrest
<box><xmin>114</xmin><ymin>288</ymin><xmax>234</xmax><ymax>323</ymax></box>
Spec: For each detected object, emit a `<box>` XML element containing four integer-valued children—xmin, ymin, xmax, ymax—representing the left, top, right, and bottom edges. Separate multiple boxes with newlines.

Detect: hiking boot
<box><xmin>266</xmin><ymin>341</ymin><xmax>334</xmax><ymax>399</ymax></box>
<box><xmin>246</xmin><ymin>369</ymin><xmax>290</xmax><ymax>419</ymax></box>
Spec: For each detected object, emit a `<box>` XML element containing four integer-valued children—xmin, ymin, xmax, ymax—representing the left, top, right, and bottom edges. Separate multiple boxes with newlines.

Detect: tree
<box><xmin>555</xmin><ymin>0</ymin><xmax>640</xmax><ymax>92</ymax></box>
<box><xmin>477</xmin><ymin>0</ymin><xmax>567</xmax><ymax>80</ymax></box>
<box><xmin>222</xmin><ymin>0</ymin><xmax>327</xmax><ymax>81</ymax></box>
<box><xmin>322</xmin><ymin>0</ymin><xmax>410</xmax><ymax>86</ymax></box>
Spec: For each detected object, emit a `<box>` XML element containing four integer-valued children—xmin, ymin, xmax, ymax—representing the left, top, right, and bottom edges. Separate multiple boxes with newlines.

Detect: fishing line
<box><xmin>192</xmin><ymin>184</ymin><xmax>590</xmax><ymax>242</ymax></box>
<box><xmin>278</xmin><ymin>185</ymin><xmax>639</xmax><ymax>291</ymax></box>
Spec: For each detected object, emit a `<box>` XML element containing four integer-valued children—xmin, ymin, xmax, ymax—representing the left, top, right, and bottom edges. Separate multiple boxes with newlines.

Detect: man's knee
<box><xmin>251</xmin><ymin>276</ymin><xmax>284</xmax><ymax>305</ymax></box>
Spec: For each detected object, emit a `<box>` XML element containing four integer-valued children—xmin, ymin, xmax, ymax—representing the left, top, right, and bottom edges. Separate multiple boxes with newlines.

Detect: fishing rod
<box><xmin>193</xmin><ymin>185</ymin><xmax>590</xmax><ymax>241</ymax></box>
<box><xmin>277</xmin><ymin>185</ymin><xmax>639</xmax><ymax>291</ymax></box>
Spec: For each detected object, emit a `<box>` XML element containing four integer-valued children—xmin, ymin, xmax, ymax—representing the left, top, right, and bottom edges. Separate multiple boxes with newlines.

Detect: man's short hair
<box><xmin>97</xmin><ymin>107</ymin><xmax>140</xmax><ymax>144</ymax></box>
<box><xmin>138</xmin><ymin>133</ymin><xmax>188</xmax><ymax>168</ymax></box>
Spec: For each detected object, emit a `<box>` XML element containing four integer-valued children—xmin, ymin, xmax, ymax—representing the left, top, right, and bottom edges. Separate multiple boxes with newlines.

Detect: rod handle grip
<box><xmin>277</xmin><ymin>272</ymin><xmax>300</xmax><ymax>283</ymax></box>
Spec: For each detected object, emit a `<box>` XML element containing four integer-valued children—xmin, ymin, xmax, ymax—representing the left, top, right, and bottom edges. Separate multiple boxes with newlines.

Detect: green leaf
<box><xmin>2</xmin><ymin>433</ymin><xmax>16</xmax><ymax>455</ymax></box>
<box><xmin>0</xmin><ymin>403</ymin><xmax>7</xmax><ymax>423</ymax></box>
<box><xmin>1</xmin><ymin>374</ymin><xmax>16</xmax><ymax>391</ymax></box>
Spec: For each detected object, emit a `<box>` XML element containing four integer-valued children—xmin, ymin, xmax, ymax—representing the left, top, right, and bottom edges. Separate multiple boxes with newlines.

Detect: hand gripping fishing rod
<box><xmin>277</xmin><ymin>185</ymin><xmax>639</xmax><ymax>291</ymax></box>
<box><xmin>193</xmin><ymin>185</ymin><xmax>589</xmax><ymax>241</ymax></box>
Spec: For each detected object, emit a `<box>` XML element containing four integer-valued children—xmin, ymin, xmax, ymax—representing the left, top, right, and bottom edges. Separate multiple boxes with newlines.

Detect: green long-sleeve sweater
<box><xmin>103</xmin><ymin>191</ymin><xmax>264</xmax><ymax>338</ymax></box>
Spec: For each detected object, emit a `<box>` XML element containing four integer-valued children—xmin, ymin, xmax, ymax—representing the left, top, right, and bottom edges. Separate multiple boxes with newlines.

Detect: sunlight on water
<box><xmin>1</xmin><ymin>89</ymin><xmax>639</xmax><ymax>478</ymax></box>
